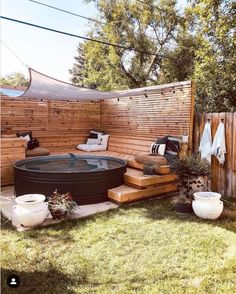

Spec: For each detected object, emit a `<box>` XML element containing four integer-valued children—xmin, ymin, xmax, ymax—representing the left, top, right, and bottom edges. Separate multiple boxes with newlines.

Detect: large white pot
<box><xmin>192</xmin><ymin>192</ymin><xmax>223</xmax><ymax>220</ymax></box>
<box><xmin>13</xmin><ymin>194</ymin><xmax>49</xmax><ymax>227</ymax></box>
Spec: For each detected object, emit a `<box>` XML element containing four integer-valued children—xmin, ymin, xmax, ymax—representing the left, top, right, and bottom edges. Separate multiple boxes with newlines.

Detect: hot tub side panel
<box><xmin>14</xmin><ymin>166</ymin><xmax>126</xmax><ymax>205</ymax></box>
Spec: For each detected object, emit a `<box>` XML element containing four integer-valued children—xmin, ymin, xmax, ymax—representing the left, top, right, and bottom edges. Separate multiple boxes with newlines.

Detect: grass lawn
<box><xmin>1</xmin><ymin>197</ymin><xmax>236</xmax><ymax>294</ymax></box>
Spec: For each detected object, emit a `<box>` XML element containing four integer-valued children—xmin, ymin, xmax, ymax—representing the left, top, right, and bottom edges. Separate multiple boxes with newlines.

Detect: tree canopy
<box><xmin>0</xmin><ymin>72</ymin><xmax>29</xmax><ymax>87</ymax></box>
<box><xmin>70</xmin><ymin>0</ymin><xmax>236</xmax><ymax>112</ymax></box>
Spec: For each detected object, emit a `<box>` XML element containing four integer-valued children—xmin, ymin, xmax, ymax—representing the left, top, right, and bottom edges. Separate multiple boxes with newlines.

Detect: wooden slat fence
<box><xmin>101</xmin><ymin>81</ymin><xmax>194</xmax><ymax>145</ymax></box>
<box><xmin>194</xmin><ymin>112</ymin><xmax>236</xmax><ymax>198</ymax></box>
<box><xmin>1</xmin><ymin>95</ymin><xmax>100</xmax><ymax>152</ymax></box>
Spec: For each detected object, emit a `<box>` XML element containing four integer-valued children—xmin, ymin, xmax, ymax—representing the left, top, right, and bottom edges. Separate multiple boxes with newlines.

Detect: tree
<box><xmin>0</xmin><ymin>72</ymin><xmax>29</xmax><ymax>87</ymax></box>
<box><xmin>69</xmin><ymin>43</ymin><xmax>88</xmax><ymax>87</ymax></box>
<box><xmin>159</xmin><ymin>31</ymin><xmax>199</xmax><ymax>83</ymax></box>
<box><xmin>71</xmin><ymin>0</ymin><xmax>181</xmax><ymax>90</ymax></box>
<box><xmin>187</xmin><ymin>0</ymin><xmax>236</xmax><ymax>112</ymax></box>
<box><xmin>71</xmin><ymin>0</ymin><xmax>236</xmax><ymax>112</ymax></box>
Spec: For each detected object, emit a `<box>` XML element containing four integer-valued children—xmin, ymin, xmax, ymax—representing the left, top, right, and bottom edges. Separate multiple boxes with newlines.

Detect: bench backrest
<box><xmin>107</xmin><ymin>135</ymin><xmax>154</xmax><ymax>155</ymax></box>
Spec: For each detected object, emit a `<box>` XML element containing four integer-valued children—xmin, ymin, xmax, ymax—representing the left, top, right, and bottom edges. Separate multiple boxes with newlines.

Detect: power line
<box><xmin>28</xmin><ymin>0</ymin><xmax>106</xmax><ymax>25</ymax></box>
<box><xmin>29</xmin><ymin>0</ymin><xmax>158</xmax><ymax>42</ymax></box>
<box><xmin>1</xmin><ymin>40</ymin><xmax>29</xmax><ymax>67</ymax></box>
<box><xmin>1</xmin><ymin>16</ymin><xmax>167</xmax><ymax>57</ymax></box>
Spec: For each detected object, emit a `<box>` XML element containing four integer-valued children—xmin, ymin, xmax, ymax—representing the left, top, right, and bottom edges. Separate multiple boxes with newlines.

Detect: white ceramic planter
<box><xmin>13</xmin><ymin>194</ymin><xmax>49</xmax><ymax>227</ymax></box>
<box><xmin>0</xmin><ymin>196</ymin><xmax>16</xmax><ymax>220</ymax></box>
<box><xmin>192</xmin><ymin>192</ymin><xmax>223</xmax><ymax>220</ymax></box>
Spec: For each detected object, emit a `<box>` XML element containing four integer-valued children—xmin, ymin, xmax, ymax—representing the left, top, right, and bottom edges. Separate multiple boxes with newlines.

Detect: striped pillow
<box><xmin>150</xmin><ymin>143</ymin><xmax>166</xmax><ymax>156</ymax></box>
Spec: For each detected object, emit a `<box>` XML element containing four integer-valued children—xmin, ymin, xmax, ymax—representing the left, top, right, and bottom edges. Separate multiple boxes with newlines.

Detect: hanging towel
<box><xmin>199</xmin><ymin>122</ymin><xmax>212</xmax><ymax>163</ymax></box>
<box><xmin>211</xmin><ymin>122</ymin><xmax>226</xmax><ymax>164</ymax></box>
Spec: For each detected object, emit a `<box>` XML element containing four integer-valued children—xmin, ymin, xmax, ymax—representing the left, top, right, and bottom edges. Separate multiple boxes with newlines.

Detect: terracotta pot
<box><xmin>50</xmin><ymin>209</ymin><xmax>67</xmax><ymax>220</ymax></box>
<box><xmin>175</xmin><ymin>202</ymin><xmax>193</xmax><ymax>213</ymax></box>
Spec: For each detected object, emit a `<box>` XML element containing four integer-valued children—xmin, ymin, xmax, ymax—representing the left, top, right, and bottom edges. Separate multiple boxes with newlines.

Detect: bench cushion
<box><xmin>135</xmin><ymin>155</ymin><xmax>167</xmax><ymax>165</ymax></box>
<box><xmin>26</xmin><ymin>147</ymin><xmax>50</xmax><ymax>157</ymax></box>
<box><xmin>77</xmin><ymin>144</ymin><xmax>107</xmax><ymax>152</ymax></box>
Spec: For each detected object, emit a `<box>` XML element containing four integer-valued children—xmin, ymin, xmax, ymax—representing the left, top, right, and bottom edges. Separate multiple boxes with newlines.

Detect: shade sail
<box><xmin>19</xmin><ymin>68</ymin><xmax>191</xmax><ymax>101</ymax></box>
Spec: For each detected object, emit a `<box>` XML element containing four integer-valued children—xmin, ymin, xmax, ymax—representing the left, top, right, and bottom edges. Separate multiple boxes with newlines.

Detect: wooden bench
<box><xmin>1</xmin><ymin>138</ymin><xmax>25</xmax><ymax>185</ymax></box>
<box><xmin>2</xmin><ymin>132</ymin><xmax>178</xmax><ymax>202</ymax></box>
<box><xmin>51</xmin><ymin>134</ymin><xmax>178</xmax><ymax>203</ymax></box>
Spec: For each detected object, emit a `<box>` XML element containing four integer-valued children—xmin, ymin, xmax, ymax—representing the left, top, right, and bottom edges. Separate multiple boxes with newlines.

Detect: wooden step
<box><xmin>108</xmin><ymin>183</ymin><xmax>178</xmax><ymax>204</ymax></box>
<box><xmin>124</xmin><ymin>168</ymin><xmax>177</xmax><ymax>188</ymax></box>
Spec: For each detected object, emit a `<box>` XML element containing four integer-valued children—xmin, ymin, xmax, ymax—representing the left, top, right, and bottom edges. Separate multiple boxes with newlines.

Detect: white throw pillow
<box><xmin>100</xmin><ymin>134</ymin><xmax>110</xmax><ymax>148</ymax></box>
<box><xmin>20</xmin><ymin>134</ymin><xmax>31</xmax><ymax>143</ymax></box>
<box><xmin>86</xmin><ymin>133</ymin><xmax>103</xmax><ymax>145</ymax></box>
<box><xmin>77</xmin><ymin>144</ymin><xmax>107</xmax><ymax>152</ymax></box>
<box><xmin>20</xmin><ymin>134</ymin><xmax>31</xmax><ymax>149</ymax></box>
<box><xmin>86</xmin><ymin>138</ymin><xmax>99</xmax><ymax>145</ymax></box>
<box><xmin>150</xmin><ymin>143</ymin><xmax>166</xmax><ymax>156</ymax></box>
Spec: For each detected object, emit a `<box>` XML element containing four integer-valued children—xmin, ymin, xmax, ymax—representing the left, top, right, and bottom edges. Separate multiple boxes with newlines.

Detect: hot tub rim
<box><xmin>13</xmin><ymin>154</ymin><xmax>127</xmax><ymax>174</ymax></box>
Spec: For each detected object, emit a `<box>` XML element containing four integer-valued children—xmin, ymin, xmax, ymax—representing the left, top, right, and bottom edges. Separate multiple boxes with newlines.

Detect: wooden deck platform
<box><xmin>108</xmin><ymin>167</ymin><xmax>178</xmax><ymax>204</ymax></box>
<box><xmin>124</xmin><ymin>168</ymin><xmax>177</xmax><ymax>188</ymax></box>
<box><xmin>108</xmin><ymin>183</ymin><xmax>178</xmax><ymax>203</ymax></box>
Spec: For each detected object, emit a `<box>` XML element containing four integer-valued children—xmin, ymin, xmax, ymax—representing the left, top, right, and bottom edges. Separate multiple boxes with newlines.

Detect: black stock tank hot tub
<box><xmin>14</xmin><ymin>154</ymin><xmax>127</xmax><ymax>205</ymax></box>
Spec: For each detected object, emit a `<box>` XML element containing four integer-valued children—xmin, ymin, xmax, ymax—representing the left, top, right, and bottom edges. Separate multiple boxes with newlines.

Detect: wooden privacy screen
<box><xmin>1</xmin><ymin>80</ymin><xmax>194</xmax><ymax>150</ymax></box>
<box><xmin>1</xmin><ymin>96</ymin><xmax>100</xmax><ymax>151</ymax></box>
<box><xmin>1</xmin><ymin>96</ymin><xmax>100</xmax><ymax>134</ymax></box>
<box><xmin>100</xmin><ymin>81</ymin><xmax>194</xmax><ymax>144</ymax></box>
<box><xmin>194</xmin><ymin>112</ymin><xmax>236</xmax><ymax>198</ymax></box>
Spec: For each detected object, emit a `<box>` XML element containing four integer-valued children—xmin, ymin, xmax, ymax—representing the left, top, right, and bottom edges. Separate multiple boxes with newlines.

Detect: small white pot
<box><xmin>13</xmin><ymin>194</ymin><xmax>49</xmax><ymax>227</ymax></box>
<box><xmin>192</xmin><ymin>192</ymin><xmax>223</xmax><ymax>220</ymax></box>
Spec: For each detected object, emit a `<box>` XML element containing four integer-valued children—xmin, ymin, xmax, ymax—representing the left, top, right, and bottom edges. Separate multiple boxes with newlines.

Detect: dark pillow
<box><xmin>166</xmin><ymin>139</ymin><xmax>180</xmax><ymax>155</ymax></box>
<box><xmin>156</xmin><ymin>136</ymin><xmax>168</xmax><ymax>144</ymax></box>
<box><xmin>27</xmin><ymin>138</ymin><xmax>39</xmax><ymax>150</ymax></box>
<box><xmin>17</xmin><ymin>131</ymin><xmax>33</xmax><ymax>141</ymax></box>
<box><xmin>88</xmin><ymin>133</ymin><xmax>98</xmax><ymax>139</ymax></box>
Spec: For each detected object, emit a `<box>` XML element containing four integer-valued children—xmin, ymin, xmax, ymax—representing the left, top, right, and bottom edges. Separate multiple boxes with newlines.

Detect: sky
<box><xmin>1</xmin><ymin>0</ymin><xmax>187</xmax><ymax>83</ymax></box>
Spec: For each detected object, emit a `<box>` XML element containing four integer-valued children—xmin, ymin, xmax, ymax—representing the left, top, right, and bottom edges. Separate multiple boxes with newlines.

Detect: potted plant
<box><xmin>48</xmin><ymin>190</ymin><xmax>78</xmax><ymax>219</ymax></box>
<box><xmin>170</xmin><ymin>154</ymin><xmax>210</xmax><ymax>213</ymax></box>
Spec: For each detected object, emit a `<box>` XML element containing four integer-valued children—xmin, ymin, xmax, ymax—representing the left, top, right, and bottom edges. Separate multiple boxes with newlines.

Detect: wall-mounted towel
<box><xmin>199</xmin><ymin>122</ymin><xmax>212</xmax><ymax>163</ymax></box>
<box><xmin>211</xmin><ymin>122</ymin><xmax>226</xmax><ymax>164</ymax></box>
